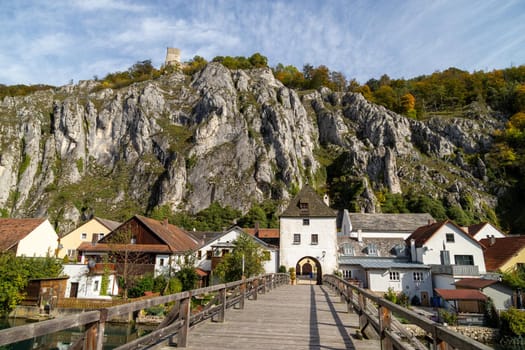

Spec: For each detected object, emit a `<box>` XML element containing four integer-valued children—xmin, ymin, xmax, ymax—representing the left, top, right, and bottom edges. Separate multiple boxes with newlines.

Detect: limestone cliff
<box><xmin>0</xmin><ymin>63</ymin><xmax>503</xmax><ymax>233</ymax></box>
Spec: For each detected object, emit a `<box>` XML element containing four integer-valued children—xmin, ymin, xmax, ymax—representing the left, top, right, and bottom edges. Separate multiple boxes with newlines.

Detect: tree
<box><xmin>400</xmin><ymin>93</ymin><xmax>417</xmax><ymax>118</ymax></box>
<box><xmin>176</xmin><ymin>251</ymin><xmax>199</xmax><ymax>291</ymax></box>
<box><xmin>214</xmin><ymin>233</ymin><xmax>270</xmax><ymax>282</ymax></box>
<box><xmin>249</xmin><ymin>53</ymin><xmax>268</xmax><ymax>68</ymax></box>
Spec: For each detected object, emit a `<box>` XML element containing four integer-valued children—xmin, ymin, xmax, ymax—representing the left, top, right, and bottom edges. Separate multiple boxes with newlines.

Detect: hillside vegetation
<box><xmin>0</xmin><ymin>54</ymin><xmax>524</xmax><ymax>234</ymax></box>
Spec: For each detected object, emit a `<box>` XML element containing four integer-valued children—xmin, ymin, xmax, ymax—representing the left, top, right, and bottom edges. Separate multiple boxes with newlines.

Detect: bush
<box><xmin>128</xmin><ymin>274</ymin><xmax>154</xmax><ymax>298</ymax></box>
<box><xmin>501</xmin><ymin>308</ymin><xmax>525</xmax><ymax>336</ymax></box>
<box><xmin>439</xmin><ymin>309</ymin><xmax>458</xmax><ymax>325</ymax></box>
<box><xmin>278</xmin><ymin>265</ymin><xmax>287</xmax><ymax>273</ymax></box>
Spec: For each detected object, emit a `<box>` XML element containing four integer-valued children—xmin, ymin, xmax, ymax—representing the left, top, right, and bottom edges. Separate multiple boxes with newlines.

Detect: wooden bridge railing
<box><xmin>0</xmin><ymin>273</ymin><xmax>289</xmax><ymax>350</ymax></box>
<box><xmin>323</xmin><ymin>275</ymin><xmax>493</xmax><ymax>350</ymax></box>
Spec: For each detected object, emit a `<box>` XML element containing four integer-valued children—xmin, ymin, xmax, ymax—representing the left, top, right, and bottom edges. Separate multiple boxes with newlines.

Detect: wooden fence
<box><xmin>0</xmin><ymin>273</ymin><xmax>289</xmax><ymax>350</ymax></box>
<box><xmin>323</xmin><ymin>275</ymin><xmax>493</xmax><ymax>350</ymax></box>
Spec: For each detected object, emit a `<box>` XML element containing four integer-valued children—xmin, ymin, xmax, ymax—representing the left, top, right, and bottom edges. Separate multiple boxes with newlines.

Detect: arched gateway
<box><xmin>279</xmin><ymin>186</ymin><xmax>338</xmax><ymax>284</ymax></box>
<box><xmin>296</xmin><ymin>256</ymin><xmax>323</xmax><ymax>285</ymax></box>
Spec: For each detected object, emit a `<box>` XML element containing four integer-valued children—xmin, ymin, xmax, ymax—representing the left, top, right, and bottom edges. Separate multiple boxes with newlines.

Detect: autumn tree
<box><xmin>400</xmin><ymin>93</ymin><xmax>417</xmax><ymax>118</ymax></box>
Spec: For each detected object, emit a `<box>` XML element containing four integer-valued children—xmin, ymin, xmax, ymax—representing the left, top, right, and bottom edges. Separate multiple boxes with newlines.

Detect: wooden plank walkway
<box><xmin>156</xmin><ymin>284</ymin><xmax>380</xmax><ymax>350</ymax></box>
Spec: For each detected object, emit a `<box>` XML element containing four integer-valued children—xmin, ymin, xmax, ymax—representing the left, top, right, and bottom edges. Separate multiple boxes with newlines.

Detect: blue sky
<box><xmin>1</xmin><ymin>0</ymin><xmax>524</xmax><ymax>86</ymax></box>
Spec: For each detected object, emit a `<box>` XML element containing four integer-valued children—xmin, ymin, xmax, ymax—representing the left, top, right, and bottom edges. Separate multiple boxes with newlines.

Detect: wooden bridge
<box><xmin>0</xmin><ymin>274</ymin><xmax>494</xmax><ymax>350</ymax></box>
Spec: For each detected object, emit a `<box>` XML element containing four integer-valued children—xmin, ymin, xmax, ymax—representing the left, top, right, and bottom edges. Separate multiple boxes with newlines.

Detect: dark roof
<box><xmin>94</xmin><ymin>217</ymin><xmax>121</xmax><ymax>231</ymax></box>
<box><xmin>0</xmin><ymin>218</ymin><xmax>47</xmax><ymax>252</ymax></box>
<box><xmin>406</xmin><ymin>220</ymin><xmax>479</xmax><ymax>247</ymax></box>
<box><xmin>191</xmin><ymin>231</ymin><xmax>224</xmax><ymax>245</ymax></box>
<box><xmin>347</xmin><ymin>213</ymin><xmax>434</xmax><ymax>232</ymax></box>
<box><xmin>135</xmin><ymin>215</ymin><xmax>198</xmax><ymax>252</ymax></box>
<box><xmin>280</xmin><ymin>185</ymin><xmax>336</xmax><ymax>218</ymax></box>
<box><xmin>435</xmin><ymin>288</ymin><xmax>487</xmax><ymax>301</ymax></box>
<box><xmin>480</xmin><ymin>236</ymin><xmax>525</xmax><ymax>272</ymax></box>
<box><xmin>467</xmin><ymin>222</ymin><xmax>487</xmax><ymax>236</ymax></box>
<box><xmin>454</xmin><ymin>278</ymin><xmax>498</xmax><ymax>289</ymax></box>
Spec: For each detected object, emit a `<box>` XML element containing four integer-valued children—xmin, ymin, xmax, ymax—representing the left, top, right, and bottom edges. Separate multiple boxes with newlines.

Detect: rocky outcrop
<box><xmin>0</xmin><ymin>63</ymin><xmax>504</xmax><ymax>232</ymax></box>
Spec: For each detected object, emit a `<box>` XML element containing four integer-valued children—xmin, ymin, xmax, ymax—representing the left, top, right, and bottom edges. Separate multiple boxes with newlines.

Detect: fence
<box><xmin>0</xmin><ymin>273</ymin><xmax>289</xmax><ymax>350</ymax></box>
<box><xmin>323</xmin><ymin>274</ymin><xmax>493</xmax><ymax>350</ymax></box>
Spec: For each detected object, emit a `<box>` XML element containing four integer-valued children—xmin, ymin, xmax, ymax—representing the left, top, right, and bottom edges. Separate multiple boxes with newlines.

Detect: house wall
<box><xmin>484</xmin><ymin>284</ymin><xmax>514</xmax><ymax>310</ymax></box>
<box><xmin>433</xmin><ymin>274</ymin><xmax>456</xmax><ymax>290</ymax></box>
<box><xmin>367</xmin><ymin>269</ymin><xmax>433</xmax><ymax>301</ymax></box>
<box><xmin>472</xmin><ymin>224</ymin><xmax>506</xmax><ymax>241</ymax></box>
<box><xmin>63</xmin><ymin>264</ymin><xmax>118</xmax><ymax>299</ymax></box>
<box><xmin>58</xmin><ymin>220</ymin><xmax>112</xmax><ymax>259</ymax></box>
<box><xmin>418</xmin><ymin>224</ymin><xmax>486</xmax><ymax>273</ymax></box>
<box><xmin>17</xmin><ymin>220</ymin><xmax>58</xmax><ymax>257</ymax></box>
<box><xmin>280</xmin><ymin>217</ymin><xmax>338</xmax><ymax>275</ymax></box>
<box><xmin>499</xmin><ymin>248</ymin><xmax>525</xmax><ymax>273</ymax></box>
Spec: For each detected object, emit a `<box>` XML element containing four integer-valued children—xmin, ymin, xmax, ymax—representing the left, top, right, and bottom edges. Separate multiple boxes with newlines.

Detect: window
<box><xmin>222</xmin><ymin>249</ymin><xmax>229</xmax><ymax>256</ymax></box>
<box><xmin>206</xmin><ymin>250</ymin><xmax>212</xmax><ymax>260</ymax></box>
<box><xmin>446</xmin><ymin>233</ymin><xmax>455</xmax><ymax>243</ymax></box>
<box><xmin>197</xmin><ymin>250</ymin><xmax>202</xmax><ymax>260</ymax></box>
<box><xmin>413</xmin><ymin>272</ymin><xmax>424</xmax><ymax>281</ymax></box>
<box><xmin>299</xmin><ymin>202</ymin><xmax>309</xmax><ymax>210</ymax></box>
<box><xmin>67</xmin><ymin>249</ymin><xmax>76</xmax><ymax>258</ymax></box>
<box><xmin>93</xmin><ymin>280</ymin><xmax>99</xmax><ymax>292</ymax></box>
<box><xmin>81</xmin><ymin>233</ymin><xmax>87</xmax><ymax>240</ymax></box>
<box><xmin>293</xmin><ymin>234</ymin><xmax>301</xmax><ymax>245</ymax></box>
<box><xmin>342</xmin><ymin>270</ymin><xmax>352</xmax><ymax>279</ymax></box>
<box><xmin>130</xmin><ymin>236</ymin><xmax>137</xmax><ymax>244</ymax></box>
<box><xmin>367</xmin><ymin>244</ymin><xmax>378</xmax><ymax>256</ymax></box>
<box><xmin>389</xmin><ymin>271</ymin><xmax>400</xmax><ymax>281</ymax></box>
<box><xmin>303</xmin><ymin>218</ymin><xmax>310</xmax><ymax>226</ymax></box>
<box><xmin>454</xmin><ymin>255</ymin><xmax>474</xmax><ymax>265</ymax></box>
<box><xmin>159</xmin><ymin>258</ymin><xmax>164</xmax><ymax>266</ymax></box>
<box><xmin>341</xmin><ymin>243</ymin><xmax>354</xmax><ymax>256</ymax></box>
<box><xmin>98</xmin><ymin>233</ymin><xmax>104</xmax><ymax>239</ymax></box>
<box><xmin>311</xmin><ymin>234</ymin><xmax>318</xmax><ymax>245</ymax></box>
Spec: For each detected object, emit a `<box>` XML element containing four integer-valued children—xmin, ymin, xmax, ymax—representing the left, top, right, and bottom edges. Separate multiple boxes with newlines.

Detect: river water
<box><xmin>0</xmin><ymin>318</ymin><xmax>156</xmax><ymax>349</ymax></box>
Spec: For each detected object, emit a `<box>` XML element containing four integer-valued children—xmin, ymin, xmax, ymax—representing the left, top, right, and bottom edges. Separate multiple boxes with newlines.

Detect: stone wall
<box><xmin>404</xmin><ymin>324</ymin><xmax>499</xmax><ymax>344</ymax></box>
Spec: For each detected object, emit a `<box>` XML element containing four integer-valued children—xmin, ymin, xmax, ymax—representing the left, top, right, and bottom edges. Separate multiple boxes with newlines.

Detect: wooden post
<box><xmin>358</xmin><ymin>293</ymin><xmax>368</xmax><ymax>331</ymax></box>
<box><xmin>261</xmin><ymin>276</ymin><xmax>266</xmax><ymax>294</ymax></box>
<box><xmin>347</xmin><ymin>287</ymin><xmax>354</xmax><ymax>313</ymax></box>
<box><xmin>379</xmin><ymin>306</ymin><xmax>393</xmax><ymax>350</ymax></box>
<box><xmin>239</xmin><ymin>278</ymin><xmax>246</xmax><ymax>310</ymax></box>
<box><xmin>177</xmin><ymin>294</ymin><xmax>191</xmax><ymax>347</ymax></box>
<box><xmin>340</xmin><ymin>283</ymin><xmax>345</xmax><ymax>303</ymax></box>
<box><xmin>218</xmin><ymin>287</ymin><xmax>227</xmax><ymax>323</ymax></box>
<box><xmin>95</xmin><ymin>309</ymin><xmax>108</xmax><ymax>350</ymax></box>
<box><xmin>253</xmin><ymin>279</ymin><xmax>259</xmax><ymax>300</ymax></box>
<box><xmin>83</xmin><ymin>322</ymin><xmax>98</xmax><ymax>350</ymax></box>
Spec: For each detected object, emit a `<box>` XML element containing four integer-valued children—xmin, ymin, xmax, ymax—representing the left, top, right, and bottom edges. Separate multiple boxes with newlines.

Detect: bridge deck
<box><xmin>157</xmin><ymin>283</ymin><xmax>380</xmax><ymax>350</ymax></box>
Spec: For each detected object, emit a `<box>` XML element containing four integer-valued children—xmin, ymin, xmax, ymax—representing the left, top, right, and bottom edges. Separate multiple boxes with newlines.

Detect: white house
<box><xmin>279</xmin><ymin>185</ymin><xmax>338</xmax><ymax>284</ymax></box>
<box><xmin>406</xmin><ymin>220</ymin><xmax>486</xmax><ymax>290</ymax></box>
<box><xmin>192</xmin><ymin>226</ymin><xmax>279</xmax><ymax>283</ymax></box>
<box><xmin>63</xmin><ymin>263</ymin><xmax>119</xmax><ymax>299</ymax></box>
<box><xmin>0</xmin><ymin>218</ymin><xmax>58</xmax><ymax>257</ymax></box>
<box><xmin>455</xmin><ymin>278</ymin><xmax>514</xmax><ymax>311</ymax></box>
<box><xmin>467</xmin><ymin>222</ymin><xmax>506</xmax><ymax>241</ymax></box>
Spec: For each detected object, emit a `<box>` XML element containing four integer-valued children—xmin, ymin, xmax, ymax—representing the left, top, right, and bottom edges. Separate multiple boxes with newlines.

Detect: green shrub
<box><xmin>439</xmin><ymin>309</ymin><xmax>457</xmax><ymax>325</ymax></box>
<box><xmin>278</xmin><ymin>265</ymin><xmax>287</xmax><ymax>273</ymax></box>
<box><xmin>501</xmin><ymin>308</ymin><xmax>525</xmax><ymax>336</ymax></box>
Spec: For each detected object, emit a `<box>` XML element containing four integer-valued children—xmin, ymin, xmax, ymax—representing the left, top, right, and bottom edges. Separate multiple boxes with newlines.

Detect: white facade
<box><xmin>195</xmin><ymin>227</ymin><xmax>278</xmax><ymax>274</ymax></box>
<box><xmin>63</xmin><ymin>264</ymin><xmax>118</xmax><ymax>299</ymax></box>
<box><xmin>367</xmin><ymin>269</ymin><xmax>433</xmax><ymax>302</ymax></box>
<box><xmin>280</xmin><ymin>216</ymin><xmax>338</xmax><ymax>276</ymax></box>
<box><xmin>483</xmin><ymin>284</ymin><xmax>514</xmax><ymax>310</ymax></box>
<box><xmin>412</xmin><ymin>223</ymin><xmax>486</xmax><ymax>274</ymax></box>
<box><xmin>470</xmin><ymin>223</ymin><xmax>506</xmax><ymax>241</ymax></box>
<box><xmin>16</xmin><ymin>219</ymin><xmax>58</xmax><ymax>257</ymax></box>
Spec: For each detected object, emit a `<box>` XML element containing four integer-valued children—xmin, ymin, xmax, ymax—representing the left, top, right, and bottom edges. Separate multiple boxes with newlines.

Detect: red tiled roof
<box><xmin>467</xmin><ymin>223</ymin><xmax>487</xmax><ymax>236</ymax></box>
<box><xmin>480</xmin><ymin>236</ymin><xmax>525</xmax><ymax>272</ymax></box>
<box><xmin>0</xmin><ymin>218</ymin><xmax>46</xmax><ymax>252</ymax></box>
<box><xmin>195</xmin><ymin>268</ymin><xmax>209</xmax><ymax>277</ymax></box>
<box><xmin>454</xmin><ymin>278</ymin><xmax>498</xmax><ymax>289</ymax></box>
<box><xmin>78</xmin><ymin>242</ymin><xmax>172</xmax><ymax>253</ymax></box>
<box><xmin>136</xmin><ymin>215</ymin><xmax>198</xmax><ymax>252</ymax></box>
<box><xmin>435</xmin><ymin>288</ymin><xmax>488</xmax><ymax>301</ymax></box>
<box><xmin>244</xmin><ymin>228</ymin><xmax>280</xmax><ymax>238</ymax></box>
<box><xmin>406</xmin><ymin>220</ymin><xmax>478</xmax><ymax>247</ymax></box>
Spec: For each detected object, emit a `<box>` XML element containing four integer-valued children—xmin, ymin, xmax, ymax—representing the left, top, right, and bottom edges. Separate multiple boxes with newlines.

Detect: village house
<box><xmin>467</xmin><ymin>222</ymin><xmax>506</xmax><ymax>241</ymax></box>
<box><xmin>57</xmin><ymin>217</ymin><xmax>121</xmax><ymax>260</ymax></box>
<box><xmin>279</xmin><ymin>185</ymin><xmax>338</xmax><ymax>284</ymax></box>
<box><xmin>77</xmin><ymin>215</ymin><xmax>199</xmax><ymax>279</ymax></box>
<box><xmin>406</xmin><ymin>220</ymin><xmax>486</xmax><ymax>290</ymax></box>
<box><xmin>480</xmin><ymin>235</ymin><xmax>525</xmax><ymax>273</ymax></box>
<box><xmin>454</xmin><ymin>278</ymin><xmax>514</xmax><ymax>311</ymax></box>
<box><xmin>192</xmin><ymin>226</ymin><xmax>279</xmax><ymax>286</ymax></box>
<box><xmin>62</xmin><ymin>263</ymin><xmax>119</xmax><ymax>299</ymax></box>
<box><xmin>0</xmin><ymin>218</ymin><xmax>58</xmax><ymax>257</ymax></box>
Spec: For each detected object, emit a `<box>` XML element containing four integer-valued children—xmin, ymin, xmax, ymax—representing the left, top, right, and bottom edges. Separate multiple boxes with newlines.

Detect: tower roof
<box><xmin>281</xmin><ymin>185</ymin><xmax>336</xmax><ymax>218</ymax></box>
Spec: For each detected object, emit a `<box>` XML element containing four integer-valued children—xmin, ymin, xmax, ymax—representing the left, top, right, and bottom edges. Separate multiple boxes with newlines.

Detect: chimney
<box><xmin>163</xmin><ymin>218</ymin><xmax>168</xmax><ymax>226</ymax></box>
<box><xmin>357</xmin><ymin>229</ymin><xmax>363</xmax><ymax>243</ymax></box>
<box><xmin>490</xmin><ymin>235</ymin><xmax>496</xmax><ymax>246</ymax></box>
<box><xmin>255</xmin><ymin>221</ymin><xmax>260</xmax><ymax>237</ymax></box>
<box><xmin>91</xmin><ymin>234</ymin><xmax>98</xmax><ymax>246</ymax></box>
<box><xmin>323</xmin><ymin>194</ymin><xmax>330</xmax><ymax>207</ymax></box>
<box><xmin>428</xmin><ymin>219</ymin><xmax>434</xmax><ymax>225</ymax></box>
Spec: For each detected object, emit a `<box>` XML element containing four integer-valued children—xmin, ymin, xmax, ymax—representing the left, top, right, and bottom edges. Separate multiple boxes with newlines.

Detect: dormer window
<box><xmin>299</xmin><ymin>202</ymin><xmax>309</xmax><ymax>210</ymax></box>
<box><xmin>367</xmin><ymin>244</ymin><xmax>378</xmax><ymax>256</ymax></box>
<box><xmin>341</xmin><ymin>243</ymin><xmax>354</xmax><ymax>256</ymax></box>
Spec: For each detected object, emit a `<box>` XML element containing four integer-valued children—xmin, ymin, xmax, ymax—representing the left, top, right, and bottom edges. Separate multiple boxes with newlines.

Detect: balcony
<box><xmin>430</xmin><ymin>264</ymin><xmax>479</xmax><ymax>276</ymax></box>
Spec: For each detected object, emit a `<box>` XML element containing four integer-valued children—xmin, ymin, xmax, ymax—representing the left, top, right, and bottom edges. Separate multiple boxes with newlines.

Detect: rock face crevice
<box><xmin>0</xmin><ymin>63</ymin><xmax>503</xmax><ymax>231</ymax></box>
